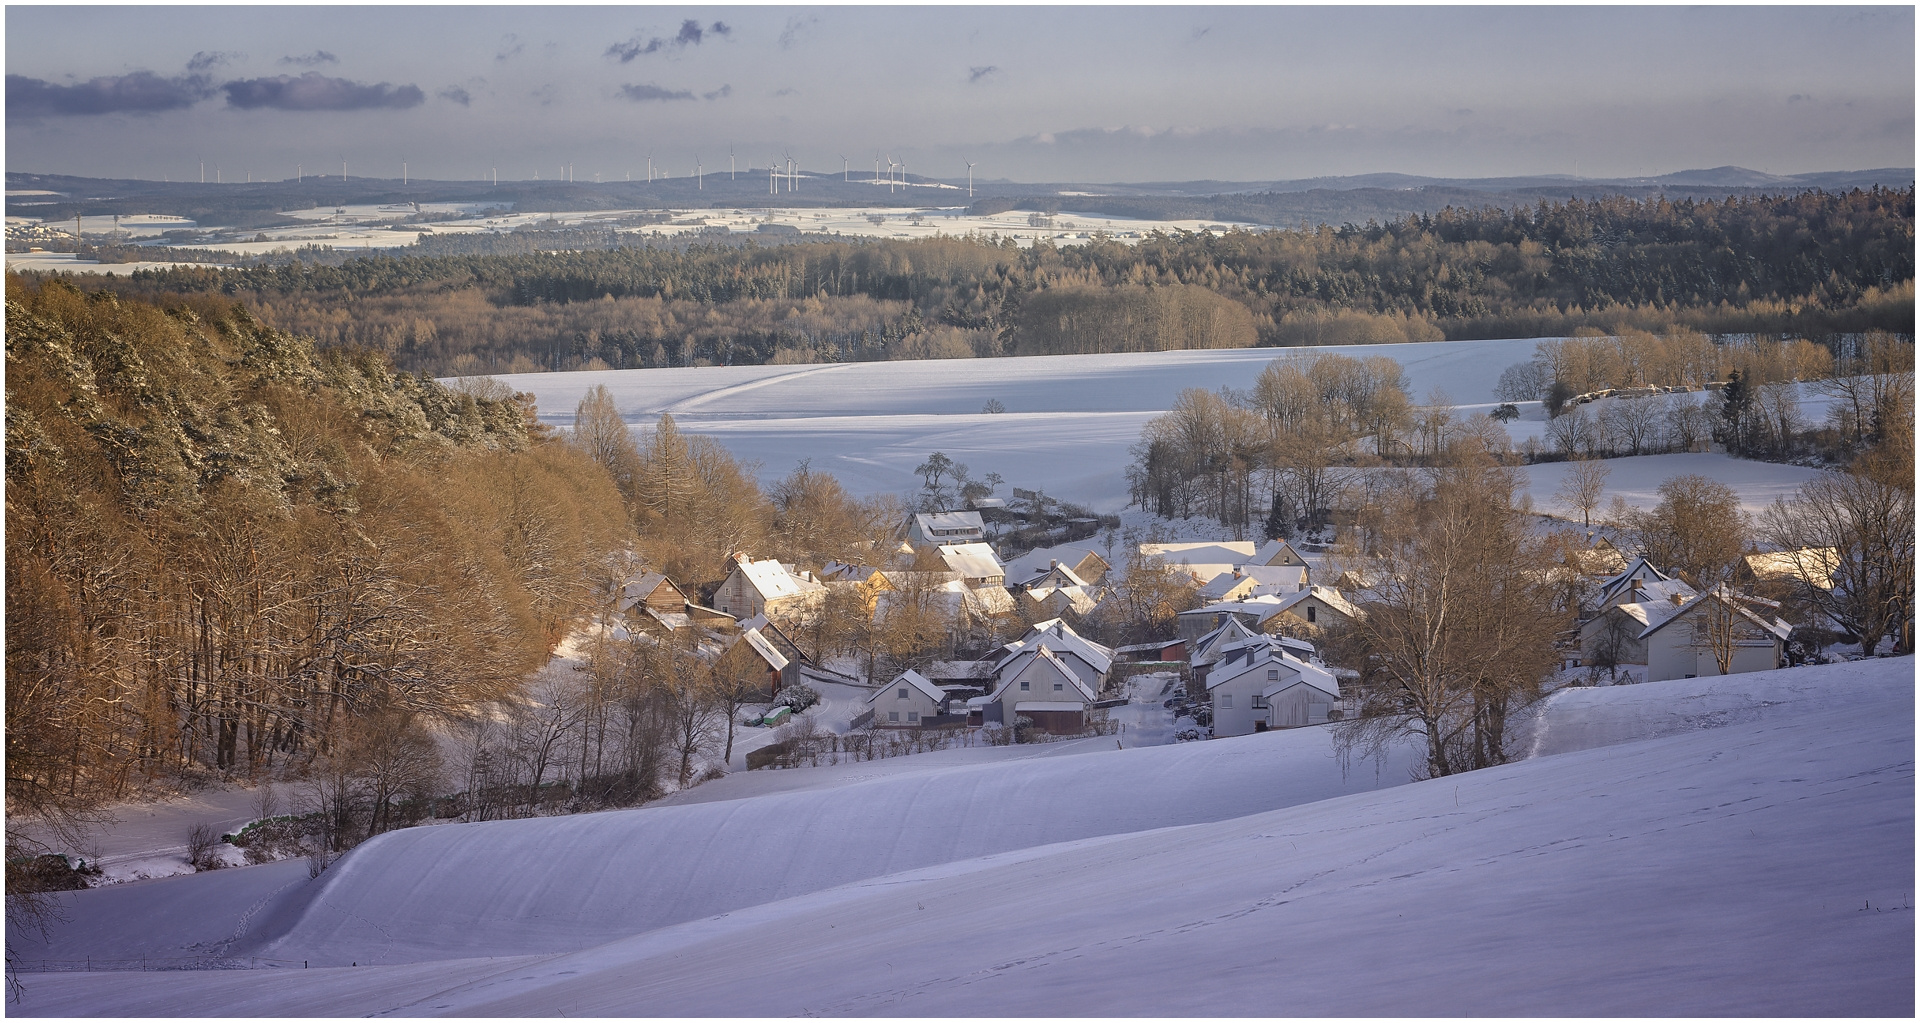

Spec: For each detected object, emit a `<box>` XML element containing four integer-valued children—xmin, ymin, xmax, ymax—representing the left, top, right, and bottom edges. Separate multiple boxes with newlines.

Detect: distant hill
<box><xmin>8</xmin><ymin>166</ymin><xmax>1912</xmax><ymax>229</ymax></box>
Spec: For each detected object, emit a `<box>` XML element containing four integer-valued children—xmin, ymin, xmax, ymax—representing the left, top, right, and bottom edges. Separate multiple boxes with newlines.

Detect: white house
<box><xmin>1204</xmin><ymin>637</ymin><xmax>1340</xmax><ymax>736</ymax></box>
<box><xmin>868</xmin><ymin>669</ymin><xmax>947</xmax><ymax>727</ymax></box>
<box><xmin>1582</xmin><ymin>588</ymin><xmax>1791</xmax><ymax>681</ymax></box>
<box><xmin>983</xmin><ymin>645</ymin><xmax>1098</xmax><ymax>733</ymax></box>
<box><xmin>1140</xmin><ymin>538</ymin><xmax>1312</xmax><ymax>588</ymax></box>
<box><xmin>714</xmin><ymin>555</ymin><xmax>826</xmax><ymax>620</ymax></box>
<box><xmin>1197</xmin><ymin>564</ymin><xmax>1310</xmax><ymax>602</ymax></box>
<box><xmin>988</xmin><ymin>618</ymin><xmax>1114</xmax><ymax>698</ymax></box>
<box><xmin>904</xmin><ymin>511</ymin><xmax>987</xmax><ymax>546</ymax></box>
<box><xmin>1004</xmin><ymin>543</ymin><xmax>1112</xmax><ymax>588</ymax></box>
<box><xmin>936</xmin><ymin>542</ymin><xmax>1006</xmax><ymax>588</ymax></box>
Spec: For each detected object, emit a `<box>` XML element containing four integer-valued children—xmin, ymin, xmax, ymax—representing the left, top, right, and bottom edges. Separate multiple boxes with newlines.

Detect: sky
<box><xmin>6</xmin><ymin>6</ymin><xmax>1913</xmax><ymax>185</ymax></box>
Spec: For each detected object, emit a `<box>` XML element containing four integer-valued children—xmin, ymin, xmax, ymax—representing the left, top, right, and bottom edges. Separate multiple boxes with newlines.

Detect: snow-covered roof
<box><xmin>1139</xmin><ymin>541</ymin><xmax>1258</xmax><ymax>564</ymax></box>
<box><xmin>869</xmin><ymin>669</ymin><xmax>945</xmax><ymax>705</ymax></box>
<box><xmin>1262</xmin><ymin>659</ymin><xmax>1341</xmax><ymax>700</ymax></box>
<box><xmin>1004</xmin><ymin>543</ymin><xmax>1110</xmax><ymax>585</ymax></box>
<box><xmin>938</xmin><ymin>542</ymin><xmax>1005</xmax><ymax>581</ymax></box>
<box><xmin>617</xmin><ymin>572</ymin><xmax>681</xmax><ymax>614</ymax></box>
<box><xmin>1006</xmin><ymin>618</ymin><xmax>1114</xmax><ymax>675</ymax></box>
<box><xmin>1620</xmin><ymin>589</ymin><xmax>1793</xmax><ymax>643</ymax></box>
<box><xmin>993</xmin><ymin>645</ymin><xmax>1099</xmax><ymax>703</ymax></box>
<box><xmin>731</xmin><ymin>557</ymin><xmax>825</xmax><ymax>602</ymax></box>
<box><xmin>1204</xmin><ymin>637</ymin><xmax>1338</xmax><ymax>699</ymax></box>
<box><xmin>1252</xmin><ymin>538</ymin><xmax>1307</xmax><ymax>567</ymax></box>
<box><xmin>1024</xmin><ymin>584</ymin><xmax>1097</xmax><ymax>617</ymax></box>
<box><xmin>820</xmin><ymin>561</ymin><xmax>881</xmax><ymax>583</ymax></box>
<box><xmin>1198</xmin><ymin>565</ymin><xmax>1308</xmax><ymax>600</ymax></box>
<box><xmin>1272</xmin><ymin>586</ymin><xmax>1363</xmax><ymax>621</ymax></box>
<box><xmin>912</xmin><ymin>511</ymin><xmax>986</xmax><ymax>540</ymax></box>
<box><xmin>739</xmin><ymin>628</ymin><xmax>789</xmax><ymax>672</ymax></box>
<box><xmin>1191</xmin><ymin>617</ymin><xmax>1262</xmax><ymax>666</ymax></box>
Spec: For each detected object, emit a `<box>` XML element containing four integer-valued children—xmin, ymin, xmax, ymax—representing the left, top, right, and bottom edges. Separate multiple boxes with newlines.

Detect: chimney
<box><xmin>1670</xmin><ymin>592</ymin><xmax>1686</xmax><ymax>606</ymax></box>
<box><xmin>1233</xmin><ymin>566</ymin><xmax>1243</xmax><ymax>579</ymax></box>
<box><xmin>1050</xmin><ymin>560</ymin><xmax>1059</xmax><ymax>570</ymax></box>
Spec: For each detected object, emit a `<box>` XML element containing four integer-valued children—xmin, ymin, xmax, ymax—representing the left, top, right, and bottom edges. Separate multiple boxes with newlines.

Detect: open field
<box><xmin>488</xmin><ymin>338</ymin><xmax>1829</xmax><ymax>515</ymax></box>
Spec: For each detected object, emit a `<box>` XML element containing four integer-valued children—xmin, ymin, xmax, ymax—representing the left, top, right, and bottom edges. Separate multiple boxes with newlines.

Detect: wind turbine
<box><xmin>874</xmin><ymin>153</ymin><xmax>881</xmax><ymax>185</ymax></box>
<box><xmin>841</xmin><ymin>155</ymin><xmax>849</xmax><ymax>182</ymax></box>
<box><xmin>697</xmin><ymin>157</ymin><xmax>703</xmax><ymax>190</ymax></box>
<box><xmin>729</xmin><ymin>148</ymin><xmax>735</xmax><ymax>180</ymax></box>
<box><xmin>966</xmin><ymin>161</ymin><xmax>975</xmax><ymax>199</ymax></box>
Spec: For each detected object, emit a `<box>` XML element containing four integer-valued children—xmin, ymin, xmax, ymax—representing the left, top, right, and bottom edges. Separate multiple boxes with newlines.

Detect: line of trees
<box><xmin>30</xmin><ymin>188</ymin><xmax>1911</xmax><ymax>376</ymax></box>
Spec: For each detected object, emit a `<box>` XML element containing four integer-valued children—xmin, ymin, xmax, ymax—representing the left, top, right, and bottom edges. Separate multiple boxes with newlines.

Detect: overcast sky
<box><xmin>7</xmin><ymin>5</ymin><xmax>1913</xmax><ymax>184</ymax></box>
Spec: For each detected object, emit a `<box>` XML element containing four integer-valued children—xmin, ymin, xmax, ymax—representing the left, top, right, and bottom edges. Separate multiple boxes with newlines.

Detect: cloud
<box><xmin>223</xmin><ymin>73</ymin><xmax>424</xmax><ymax>111</ymax></box>
<box><xmin>188</xmin><ymin>51</ymin><xmax>240</xmax><ymax>73</ymax></box>
<box><xmin>773</xmin><ymin>87</ymin><xmax>799</xmax><ymax>98</ymax></box>
<box><xmin>703</xmin><ymin>84</ymin><xmax>732</xmax><ymax>101</ymax></box>
<box><xmin>779</xmin><ymin>16</ymin><xmax>817</xmax><ymax>49</ymax></box>
<box><xmin>495</xmin><ymin>34</ymin><xmax>523</xmax><ymax>62</ymax></box>
<box><xmin>278</xmin><ymin>51</ymin><xmax>338</xmax><ymax>67</ymax></box>
<box><xmin>968</xmin><ymin>66</ymin><xmax>1000</xmax><ymax>84</ymax></box>
<box><xmin>438</xmin><ymin>85</ymin><xmax>471</xmax><ymax>106</ymax></box>
<box><xmin>620</xmin><ymin>82</ymin><xmax>694</xmax><ymax>102</ymax></box>
<box><xmin>607</xmin><ymin>20</ymin><xmax>731</xmax><ymax>62</ymax></box>
<box><xmin>7</xmin><ymin>71</ymin><xmax>213</xmax><ymax>117</ymax></box>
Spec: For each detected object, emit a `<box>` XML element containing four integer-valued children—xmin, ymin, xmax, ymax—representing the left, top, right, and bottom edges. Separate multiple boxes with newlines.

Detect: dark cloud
<box><xmin>187</xmin><ymin>51</ymin><xmax>240</xmax><ymax>73</ymax></box>
<box><xmin>438</xmin><ymin>85</ymin><xmax>471</xmax><ymax>106</ymax></box>
<box><xmin>278</xmin><ymin>51</ymin><xmax>337</xmax><ymax>67</ymax></box>
<box><xmin>607</xmin><ymin>20</ymin><xmax>730</xmax><ymax>62</ymax></box>
<box><xmin>620</xmin><ymin>82</ymin><xmax>694</xmax><ymax>103</ymax></box>
<box><xmin>223</xmin><ymin>73</ymin><xmax>424</xmax><ymax>111</ymax></box>
<box><xmin>495</xmin><ymin>34</ymin><xmax>523</xmax><ymax>62</ymax></box>
<box><xmin>968</xmin><ymin>66</ymin><xmax>999</xmax><ymax>84</ymax></box>
<box><xmin>7</xmin><ymin>71</ymin><xmax>213</xmax><ymax>117</ymax></box>
<box><xmin>702</xmin><ymin>84</ymin><xmax>732</xmax><ymax>101</ymax></box>
<box><xmin>779</xmin><ymin>16</ymin><xmax>817</xmax><ymax>50</ymax></box>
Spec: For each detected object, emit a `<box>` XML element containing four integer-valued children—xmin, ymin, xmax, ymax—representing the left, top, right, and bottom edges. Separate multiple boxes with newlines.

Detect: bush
<box><xmin>775</xmin><ymin>683</ymin><xmax>820</xmax><ymax>713</ymax></box>
<box><xmin>186</xmin><ymin>823</ymin><xmax>226</xmax><ymax>871</ymax></box>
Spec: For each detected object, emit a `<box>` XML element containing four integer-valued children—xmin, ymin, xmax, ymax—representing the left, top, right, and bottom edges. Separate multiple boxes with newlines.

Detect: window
<box><xmin>888</xmin><ymin>711</ymin><xmax>899</xmax><ymax>722</ymax></box>
<box><xmin>1053</xmin><ymin>681</ymin><xmax>1064</xmax><ymax>691</ymax></box>
<box><xmin>1306</xmin><ymin>606</ymin><xmax>1317</xmax><ymax>624</ymax></box>
<box><xmin>1020</xmin><ymin>680</ymin><xmax>1030</xmax><ymax>690</ymax></box>
<box><xmin>897</xmin><ymin>687</ymin><xmax>909</xmax><ymax>699</ymax></box>
<box><xmin>1220</xmin><ymin>693</ymin><xmax>1233</xmax><ymax>709</ymax></box>
<box><xmin>1267</xmin><ymin>669</ymin><xmax>1280</xmax><ymax>680</ymax></box>
<box><xmin>1251</xmin><ymin>695</ymin><xmax>1269</xmax><ymax>710</ymax></box>
<box><xmin>907</xmin><ymin>711</ymin><xmax>919</xmax><ymax>722</ymax></box>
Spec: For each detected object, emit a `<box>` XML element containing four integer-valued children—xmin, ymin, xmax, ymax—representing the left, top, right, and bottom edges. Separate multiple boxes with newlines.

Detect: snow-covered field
<box><xmin>12</xmin><ymin>657</ymin><xmax>1911</xmax><ymax>1016</ymax></box>
<box><xmin>487</xmin><ymin>339</ymin><xmax>1829</xmax><ymax>514</ymax></box>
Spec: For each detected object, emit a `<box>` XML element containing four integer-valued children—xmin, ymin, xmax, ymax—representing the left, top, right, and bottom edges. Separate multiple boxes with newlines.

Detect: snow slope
<box><xmin>15</xmin><ymin>657</ymin><xmax>1910</xmax><ymax>1017</ymax></box>
<box><xmin>488</xmin><ymin>337</ymin><xmax>1547</xmax><ymax>510</ymax></box>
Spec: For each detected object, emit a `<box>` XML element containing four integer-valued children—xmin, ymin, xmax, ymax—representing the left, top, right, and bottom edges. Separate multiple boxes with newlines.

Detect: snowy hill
<box><xmin>13</xmin><ymin>658</ymin><xmax>1911</xmax><ymax>1016</ymax></box>
<box><xmin>482</xmin><ymin>340</ymin><xmax>1830</xmax><ymax>513</ymax></box>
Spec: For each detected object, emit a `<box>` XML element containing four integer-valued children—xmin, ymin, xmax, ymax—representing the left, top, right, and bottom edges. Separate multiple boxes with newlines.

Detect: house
<box><xmin>1580</xmin><ymin>587</ymin><xmax>1791</xmax><ymax>681</ymax></box>
<box><xmin>868</xmin><ymin>669</ymin><xmax>947</xmax><ymax>727</ymax></box>
<box><xmin>1190</xmin><ymin>617</ymin><xmax>1316</xmax><ymax>689</ymax></box>
<box><xmin>872</xmin><ymin>571</ymin><xmax>1017</xmax><ymax>648</ymax></box>
<box><xmin>1004</xmin><ymin>544</ymin><xmax>1112</xmax><ymax>587</ymax></box>
<box><xmin>736</xmin><ymin>613</ymin><xmax>813</xmax><ymax>685</ymax></box>
<box><xmin>713</xmin><ymin>625</ymin><xmax>794</xmax><ymax>701</ymax></box>
<box><xmin>714</xmin><ymin>555</ymin><xmax>826</xmax><ymax>620</ymax></box>
<box><xmin>1019</xmin><ymin>580</ymin><xmax>1099</xmax><ymax>618</ymax></box>
<box><xmin>1204</xmin><ymin>636</ymin><xmax>1340</xmax><ymax>736</ymax></box>
<box><xmin>904</xmin><ymin>511</ymin><xmax>987</xmax><ymax>547</ymax></box>
<box><xmin>616</xmin><ymin>573</ymin><xmax>690</xmax><ymax>617</ymax></box>
<box><xmin>988</xmin><ymin>618</ymin><xmax>1114</xmax><ymax>698</ymax></box>
<box><xmin>936</xmin><ymin>542</ymin><xmax>1006</xmax><ymax>588</ymax></box>
<box><xmin>1593</xmin><ymin>557</ymin><xmax>1679</xmax><ymax>611</ymax></box>
<box><xmin>1257</xmin><ymin>586</ymin><xmax>1364</xmax><ymax>637</ymax></box>
<box><xmin>1139</xmin><ymin>539</ymin><xmax>1312</xmax><ymax>588</ymax></box>
<box><xmin>981</xmin><ymin>645</ymin><xmax>1099</xmax><ymax>734</ymax></box>
<box><xmin>1197</xmin><ymin>564</ymin><xmax>1310</xmax><ymax>602</ymax></box>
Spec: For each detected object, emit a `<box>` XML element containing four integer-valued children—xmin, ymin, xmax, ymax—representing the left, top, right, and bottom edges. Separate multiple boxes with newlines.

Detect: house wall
<box><xmin>1208</xmin><ymin>668</ymin><xmax>1275</xmax><ymax>737</ymax></box>
<box><xmin>873</xmin><ymin>684</ymin><xmax>942</xmax><ymax>727</ymax></box>
<box><xmin>1267</xmin><ymin>684</ymin><xmax>1337</xmax><ymax>728</ymax></box>
<box><xmin>994</xmin><ymin>667</ymin><xmax>1089</xmax><ymax>725</ymax></box>
<box><xmin>1646</xmin><ymin>627</ymin><xmax>1782</xmax><ymax>682</ymax></box>
<box><xmin>715</xmin><ymin>572</ymin><xmax>761</xmax><ymax>618</ymax></box>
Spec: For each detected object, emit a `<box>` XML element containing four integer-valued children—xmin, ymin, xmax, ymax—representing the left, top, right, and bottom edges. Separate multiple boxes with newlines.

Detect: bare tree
<box><xmin>1760</xmin><ymin>469</ymin><xmax>1915</xmax><ymax>656</ymax></box>
<box><xmin>1555</xmin><ymin>458</ymin><xmax>1612</xmax><ymax>528</ymax></box>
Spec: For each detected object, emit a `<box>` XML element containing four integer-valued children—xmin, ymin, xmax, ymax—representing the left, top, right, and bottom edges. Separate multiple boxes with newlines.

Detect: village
<box><xmin>597</xmin><ymin>491</ymin><xmax>1832</xmax><ymax>775</ymax></box>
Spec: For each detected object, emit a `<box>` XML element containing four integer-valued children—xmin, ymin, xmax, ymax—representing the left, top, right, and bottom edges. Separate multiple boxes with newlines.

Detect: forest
<box><xmin>30</xmin><ymin>188</ymin><xmax>1914</xmax><ymax>377</ymax></box>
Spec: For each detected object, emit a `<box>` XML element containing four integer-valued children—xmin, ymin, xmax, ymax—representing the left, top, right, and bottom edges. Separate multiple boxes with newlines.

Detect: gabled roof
<box><xmin>937</xmin><ymin>542</ymin><xmax>1005</xmax><ymax>581</ymax></box>
<box><xmin>1023</xmin><ymin>584</ymin><xmax>1097</xmax><ymax>617</ymax></box>
<box><xmin>1139</xmin><ymin>541</ymin><xmax>1258</xmax><ymax>563</ymax></box>
<box><xmin>1619</xmin><ymin>588</ymin><xmax>1792</xmax><ymax>643</ymax></box>
<box><xmin>1597</xmin><ymin>556</ymin><xmax>1672</xmax><ymax>601</ymax></box>
<box><xmin>992</xmin><ymin>645</ymin><xmax>1098</xmax><ymax>703</ymax></box>
<box><xmin>1204</xmin><ymin>637</ymin><xmax>1339</xmax><ymax>699</ymax></box>
<box><xmin>910</xmin><ymin>511</ymin><xmax>986</xmax><ymax>540</ymax></box>
<box><xmin>869</xmin><ymin>669</ymin><xmax>945</xmax><ymax>705</ymax></box>
<box><xmin>1198</xmin><ymin>564</ymin><xmax>1308</xmax><ymax>601</ymax></box>
<box><xmin>1005</xmin><ymin>618</ymin><xmax>1114</xmax><ymax>675</ymax></box>
<box><xmin>1269</xmin><ymin>586</ymin><xmax>1363</xmax><ymax>622</ymax></box>
<box><xmin>1252</xmin><ymin>538</ymin><xmax>1308</xmax><ymax>567</ymax></box>
<box><xmin>737</xmin><ymin>628</ymin><xmax>789</xmax><ymax>672</ymax></box>
<box><xmin>730</xmin><ymin>557</ymin><xmax>825</xmax><ymax>602</ymax></box>
<box><xmin>617</xmin><ymin>572</ymin><xmax>684</xmax><ymax>615</ymax></box>
<box><xmin>1191</xmin><ymin>617</ymin><xmax>1262</xmax><ymax>666</ymax></box>
<box><xmin>1743</xmin><ymin>547</ymin><xmax>1840</xmax><ymax>588</ymax></box>
<box><xmin>1004</xmin><ymin>543</ymin><xmax>1111</xmax><ymax>585</ymax></box>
